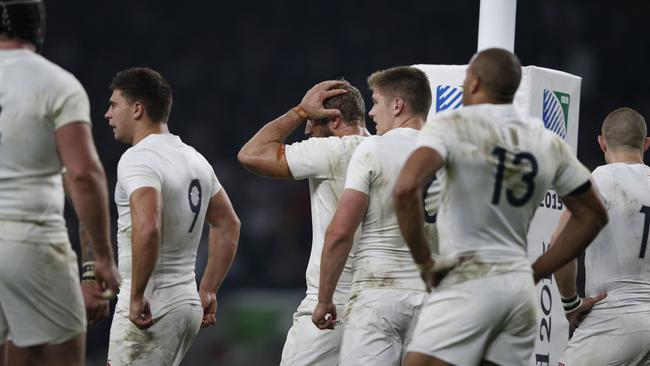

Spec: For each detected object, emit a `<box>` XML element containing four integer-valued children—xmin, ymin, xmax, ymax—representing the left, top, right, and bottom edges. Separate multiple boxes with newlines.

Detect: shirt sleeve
<box><xmin>117</xmin><ymin>149</ymin><xmax>163</xmax><ymax>198</ymax></box>
<box><xmin>49</xmin><ymin>74</ymin><xmax>92</xmax><ymax>130</ymax></box>
<box><xmin>344</xmin><ymin>138</ymin><xmax>375</xmax><ymax>195</ymax></box>
<box><xmin>416</xmin><ymin>112</ymin><xmax>453</xmax><ymax>161</ymax></box>
<box><xmin>285</xmin><ymin>137</ymin><xmax>341</xmax><ymax>180</ymax></box>
<box><xmin>552</xmin><ymin>139</ymin><xmax>592</xmax><ymax>197</ymax></box>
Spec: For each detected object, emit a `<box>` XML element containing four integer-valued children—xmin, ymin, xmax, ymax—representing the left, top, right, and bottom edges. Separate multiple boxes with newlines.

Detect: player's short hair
<box><xmin>0</xmin><ymin>0</ymin><xmax>46</xmax><ymax>52</ymax></box>
<box><xmin>314</xmin><ymin>81</ymin><xmax>366</xmax><ymax>127</ymax></box>
<box><xmin>367</xmin><ymin>66</ymin><xmax>432</xmax><ymax>118</ymax></box>
<box><xmin>110</xmin><ymin>67</ymin><xmax>173</xmax><ymax>123</ymax></box>
<box><xmin>470</xmin><ymin>48</ymin><xmax>521</xmax><ymax>103</ymax></box>
<box><xmin>602</xmin><ymin>107</ymin><xmax>648</xmax><ymax>151</ymax></box>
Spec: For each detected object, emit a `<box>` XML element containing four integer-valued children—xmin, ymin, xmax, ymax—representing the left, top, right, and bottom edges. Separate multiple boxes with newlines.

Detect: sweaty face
<box><xmin>105</xmin><ymin>90</ymin><xmax>134</xmax><ymax>144</ymax></box>
<box><xmin>304</xmin><ymin>119</ymin><xmax>333</xmax><ymax>138</ymax></box>
<box><xmin>368</xmin><ymin>90</ymin><xmax>393</xmax><ymax>136</ymax></box>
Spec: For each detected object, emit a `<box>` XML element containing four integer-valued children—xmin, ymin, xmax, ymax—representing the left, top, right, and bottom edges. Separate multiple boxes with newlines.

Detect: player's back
<box><xmin>586</xmin><ymin>163</ymin><xmax>650</xmax><ymax>313</ymax></box>
<box><xmin>0</xmin><ymin>49</ymin><xmax>90</xmax><ymax>242</ymax></box>
<box><xmin>345</xmin><ymin>128</ymin><xmax>426</xmax><ymax>291</ymax></box>
<box><xmin>115</xmin><ymin>133</ymin><xmax>218</xmax><ymax>316</ymax></box>
<box><xmin>423</xmin><ymin>104</ymin><xmax>589</xmax><ymax>270</ymax></box>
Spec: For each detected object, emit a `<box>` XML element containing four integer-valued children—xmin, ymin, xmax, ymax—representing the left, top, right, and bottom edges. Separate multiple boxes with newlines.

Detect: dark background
<box><xmin>41</xmin><ymin>0</ymin><xmax>649</xmax><ymax>364</ymax></box>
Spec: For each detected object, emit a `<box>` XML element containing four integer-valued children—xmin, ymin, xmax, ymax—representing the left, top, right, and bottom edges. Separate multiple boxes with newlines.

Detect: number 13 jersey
<box><xmin>416</xmin><ymin>104</ymin><xmax>590</xmax><ymax>271</ymax></box>
<box><xmin>115</xmin><ymin>133</ymin><xmax>221</xmax><ymax>317</ymax></box>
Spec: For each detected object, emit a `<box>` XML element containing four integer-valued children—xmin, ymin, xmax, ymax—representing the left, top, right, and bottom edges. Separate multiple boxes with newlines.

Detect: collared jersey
<box><xmin>0</xmin><ymin>50</ymin><xmax>91</xmax><ymax>243</ymax></box>
<box><xmin>285</xmin><ymin>135</ymin><xmax>365</xmax><ymax>305</ymax></box>
<box><xmin>114</xmin><ymin>133</ymin><xmax>221</xmax><ymax>317</ymax></box>
<box><xmin>417</xmin><ymin>104</ymin><xmax>591</xmax><ymax>272</ymax></box>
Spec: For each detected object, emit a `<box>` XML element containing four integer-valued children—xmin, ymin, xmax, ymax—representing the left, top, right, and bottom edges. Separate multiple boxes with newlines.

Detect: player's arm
<box><xmin>393</xmin><ymin>147</ymin><xmax>444</xmax><ymax>291</ymax></box>
<box><xmin>312</xmin><ymin>189</ymin><xmax>368</xmax><ymax>330</ymax></box>
<box><xmin>237</xmin><ymin>80</ymin><xmax>347</xmax><ymax>178</ymax></box>
<box><xmin>532</xmin><ymin>181</ymin><xmax>608</xmax><ymax>282</ymax></box>
<box><xmin>198</xmin><ymin>189</ymin><xmax>241</xmax><ymax>328</ymax></box>
<box><xmin>56</xmin><ymin>122</ymin><xmax>120</xmax><ymax>294</ymax></box>
<box><xmin>128</xmin><ymin>187</ymin><xmax>162</xmax><ymax>329</ymax></box>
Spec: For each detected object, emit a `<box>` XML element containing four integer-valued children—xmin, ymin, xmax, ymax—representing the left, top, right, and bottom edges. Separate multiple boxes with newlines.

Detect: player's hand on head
<box><xmin>199</xmin><ymin>289</ymin><xmax>217</xmax><ymax>328</ymax></box>
<box><xmin>566</xmin><ymin>292</ymin><xmax>607</xmax><ymax>332</ymax></box>
<box><xmin>81</xmin><ymin>281</ymin><xmax>110</xmax><ymax>325</ymax></box>
<box><xmin>312</xmin><ymin>301</ymin><xmax>337</xmax><ymax>330</ymax></box>
<box><xmin>94</xmin><ymin>256</ymin><xmax>121</xmax><ymax>300</ymax></box>
<box><xmin>129</xmin><ymin>296</ymin><xmax>154</xmax><ymax>329</ymax></box>
<box><xmin>300</xmin><ymin>80</ymin><xmax>349</xmax><ymax>120</ymax></box>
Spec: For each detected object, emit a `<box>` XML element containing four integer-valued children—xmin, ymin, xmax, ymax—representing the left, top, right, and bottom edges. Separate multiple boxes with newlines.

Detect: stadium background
<box><xmin>40</xmin><ymin>0</ymin><xmax>648</xmax><ymax>364</ymax></box>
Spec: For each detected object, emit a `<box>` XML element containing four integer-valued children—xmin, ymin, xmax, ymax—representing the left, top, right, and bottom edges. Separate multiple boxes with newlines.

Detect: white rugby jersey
<box><xmin>345</xmin><ymin>128</ymin><xmax>433</xmax><ymax>292</ymax></box>
<box><xmin>114</xmin><ymin>133</ymin><xmax>222</xmax><ymax>317</ymax></box>
<box><xmin>586</xmin><ymin>163</ymin><xmax>650</xmax><ymax>314</ymax></box>
<box><xmin>0</xmin><ymin>50</ymin><xmax>91</xmax><ymax>243</ymax></box>
<box><xmin>285</xmin><ymin>135</ymin><xmax>365</xmax><ymax>305</ymax></box>
<box><xmin>417</xmin><ymin>104</ymin><xmax>591</xmax><ymax>272</ymax></box>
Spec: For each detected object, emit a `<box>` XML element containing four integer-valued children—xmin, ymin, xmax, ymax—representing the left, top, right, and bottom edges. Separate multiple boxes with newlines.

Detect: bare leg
<box><xmin>6</xmin><ymin>333</ymin><xmax>85</xmax><ymax>366</ymax></box>
<box><xmin>1</xmin><ymin>343</ymin><xmax>5</xmax><ymax>366</ymax></box>
<box><xmin>403</xmin><ymin>351</ymin><xmax>454</xmax><ymax>366</ymax></box>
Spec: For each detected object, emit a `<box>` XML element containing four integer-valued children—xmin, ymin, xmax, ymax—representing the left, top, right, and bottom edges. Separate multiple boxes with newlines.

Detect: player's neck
<box><xmin>606</xmin><ymin>149</ymin><xmax>644</xmax><ymax>165</ymax></box>
<box><xmin>336</xmin><ymin>125</ymin><xmax>370</xmax><ymax>137</ymax></box>
<box><xmin>394</xmin><ymin>115</ymin><xmax>424</xmax><ymax>131</ymax></box>
<box><xmin>131</xmin><ymin>123</ymin><xmax>170</xmax><ymax>145</ymax></box>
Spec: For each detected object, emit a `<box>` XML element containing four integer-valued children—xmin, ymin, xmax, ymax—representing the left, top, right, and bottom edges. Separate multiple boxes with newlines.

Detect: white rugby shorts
<box><xmin>107</xmin><ymin>303</ymin><xmax>202</xmax><ymax>366</ymax></box>
<box><xmin>558</xmin><ymin>309</ymin><xmax>650</xmax><ymax>366</ymax></box>
<box><xmin>0</xmin><ymin>239</ymin><xmax>86</xmax><ymax>347</ymax></box>
<box><xmin>280</xmin><ymin>297</ymin><xmax>345</xmax><ymax>366</ymax></box>
<box><xmin>339</xmin><ymin>288</ymin><xmax>426</xmax><ymax>366</ymax></box>
<box><xmin>407</xmin><ymin>272</ymin><xmax>537</xmax><ymax>366</ymax></box>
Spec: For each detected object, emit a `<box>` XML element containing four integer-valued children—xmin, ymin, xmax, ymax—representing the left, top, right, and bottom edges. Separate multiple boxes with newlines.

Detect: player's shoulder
<box><xmin>24</xmin><ymin>52</ymin><xmax>84</xmax><ymax>91</ymax></box>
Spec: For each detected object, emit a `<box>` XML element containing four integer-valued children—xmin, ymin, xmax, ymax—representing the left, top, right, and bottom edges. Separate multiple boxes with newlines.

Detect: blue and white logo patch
<box><xmin>542</xmin><ymin>89</ymin><xmax>570</xmax><ymax>140</ymax></box>
<box><xmin>436</xmin><ymin>85</ymin><xmax>463</xmax><ymax>112</ymax></box>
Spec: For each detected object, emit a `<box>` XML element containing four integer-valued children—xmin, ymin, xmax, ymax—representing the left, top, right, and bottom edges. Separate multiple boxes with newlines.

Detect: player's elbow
<box><xmin>324</xmin><ymin>226</ymin><xmax>351</xmax><ymax>251</ymax></box>
<box><xmin>591</xmin><ymin>204</ymin><xmax>609</xmax><ymax>231</ymax></box>
<box><xmin>66</xmin><ymin>161</ymin><xmax>106</xmax><ymax>187</ymax></box>
<box><xmin>393</xmin><ymin>179</ymin><xmax>418</xmax><ymax>208</ymax></box>
<box><xmin>237</xmin><ymin>148</ymin><xmax>255</xmax><ymax>169</ymax></box>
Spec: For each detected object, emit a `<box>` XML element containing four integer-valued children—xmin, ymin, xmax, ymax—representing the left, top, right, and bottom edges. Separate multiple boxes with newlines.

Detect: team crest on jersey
<box><xmin>436</xmin><ymin>85</ymin><xmax>463</xmax><ymax>112</ymax></box>
<box><xmin>542</xmin><ymin>89</ymin><xmax>570</xmax><ymax>140</ymax></box>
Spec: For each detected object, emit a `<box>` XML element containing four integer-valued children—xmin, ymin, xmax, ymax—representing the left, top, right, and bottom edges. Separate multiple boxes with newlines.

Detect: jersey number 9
<box><xmin>188</xmin><ymin>179</ymin><xmax>202</xmax><ymax>233</ymax></box>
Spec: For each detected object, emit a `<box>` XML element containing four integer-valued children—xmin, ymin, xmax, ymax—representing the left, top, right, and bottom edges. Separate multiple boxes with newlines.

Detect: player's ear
<box><xmin>393</xmin><ymin>98</ymin><xmax>404</xmax><ymax>116</ymax></box>
<box><xmin>132</xmin><ymin>101</ymin><xmax>144</xmax><ymax>120</ymax></box>
<box><xmin>329</xmin><ymin>115</ymin><xmax>342</xmax><ymax>130</ymax></box>
<box><xmin>597</xmin><ymin>134</ymin><xmax>607</xmax><ymax>153</ymax></box>
<box><xmin>643</xmin><ymin>137</ymin><xmax>650</xmax><ymax>152</ymax></box>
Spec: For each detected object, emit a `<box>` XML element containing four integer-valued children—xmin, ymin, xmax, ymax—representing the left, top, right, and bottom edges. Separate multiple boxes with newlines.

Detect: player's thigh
<box><xmin>6</xmin><ymin>333</ymin><xmax>85</xmax><ymax>366</ymax></box>
<box><xmin>1</xmin><ymin>343</ymin><xmax>4</xmax><ymax>366</ymax></box>
<box><xmin>0</xmin><ymin>240</ymin><xmax>85</xmax><ymax>348</ymax></box>
<box><xmin>407</xmin><ymin>273</ymin><xmax>535</xmax><ymax>366</ymax></box>
<box><xmin>483</xmin><ymin>273</ymin><xmax>537</xmax><ymax>366</ymax></box>
<box><xmin>339</xmin><ymin>289</ymin><xmax>423</xmax><ymax>366</ymax></box>
<box><xmin>280</xmin><ymin>300</ymin><xmax>343</xmax><ymax>366</ymax></box>
<box><xmin>559</xmin><ymin>311</ymin><xmax>650</xmax><ymax>366</ymax></box>
<box><xmin>108</xmin><ymin>304</ymin><xmax>202</xmax><ymax>366</ymax></box>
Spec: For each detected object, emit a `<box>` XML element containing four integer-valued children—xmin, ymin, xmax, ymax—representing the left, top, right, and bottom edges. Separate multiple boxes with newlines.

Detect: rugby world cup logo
<box><xmin>436</xmin><ymin>85</ymin><xmax>463</xmax><ymax>112</ymax></box>
<box><xmin>542</xmin><ymin>89</ymin><xmax>570</xmax><ymax>140</ymax></box>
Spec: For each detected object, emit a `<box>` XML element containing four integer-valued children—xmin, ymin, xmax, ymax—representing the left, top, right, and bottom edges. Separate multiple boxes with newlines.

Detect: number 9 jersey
<box><xmin>114</xmin><ymin>133</ymin><xmax>221</xmax><ymax>318</ymax></box>
<box><xmin>416</xmin><ymin>104</ymin><xmax>591</xmax><ymax>271</ymax></box>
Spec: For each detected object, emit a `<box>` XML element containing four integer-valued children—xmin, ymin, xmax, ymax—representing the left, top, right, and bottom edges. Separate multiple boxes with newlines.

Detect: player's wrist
<box><xmin>81</xmin><ymin>261</ymin><xmax>96</xmax><ymax>283</ymax></box>
<box><xmin>291</xmin><ymin>106</ymin><xmax>310</xmax><ymax>121</ymax></box>
<box><xmin>416</xmin><ymin>257</ymin><xmax>435</xmax><ymax>273</ymax></box>
<box><xmin>561</xmin><ymin>293</ymin><xmax>582</xmax><ymax>313</ymax></box>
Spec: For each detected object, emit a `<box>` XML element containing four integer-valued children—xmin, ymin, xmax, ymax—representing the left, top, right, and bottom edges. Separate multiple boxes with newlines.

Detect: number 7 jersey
<box><xmin>416</xmin><ymin>104</ymin><xmax>591</xmax><ymax>270</ymax></box>
<box><xmin>114</xmin><ymin>133</ymin><xmax>221</xmax><ymax>317</ymax></box>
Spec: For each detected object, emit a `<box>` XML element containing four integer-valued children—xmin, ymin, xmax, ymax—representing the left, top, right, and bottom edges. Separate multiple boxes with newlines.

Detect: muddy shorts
<box><xmin>107</xmin><ymin>303</ymin><xmax>202</xmax><ymax>366</ymax></box>
<box><xmin>407</xmin><ymin>271</ymin><xmax>536</xmax><ymax>366</ymax></box>
<box><xmin>338</xmin><ymin>288</ymin><xmax>426</xmax><ymax>366</ymax></box>
<box><xmin>559</xmin><ymin>310</ymin><xmax>650</xmax><ymax>366</ymax></box>
<box><xmin>0</xmin><ymin>239</ymin><xmax>86</xmax><ymax>347</ymax></box>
